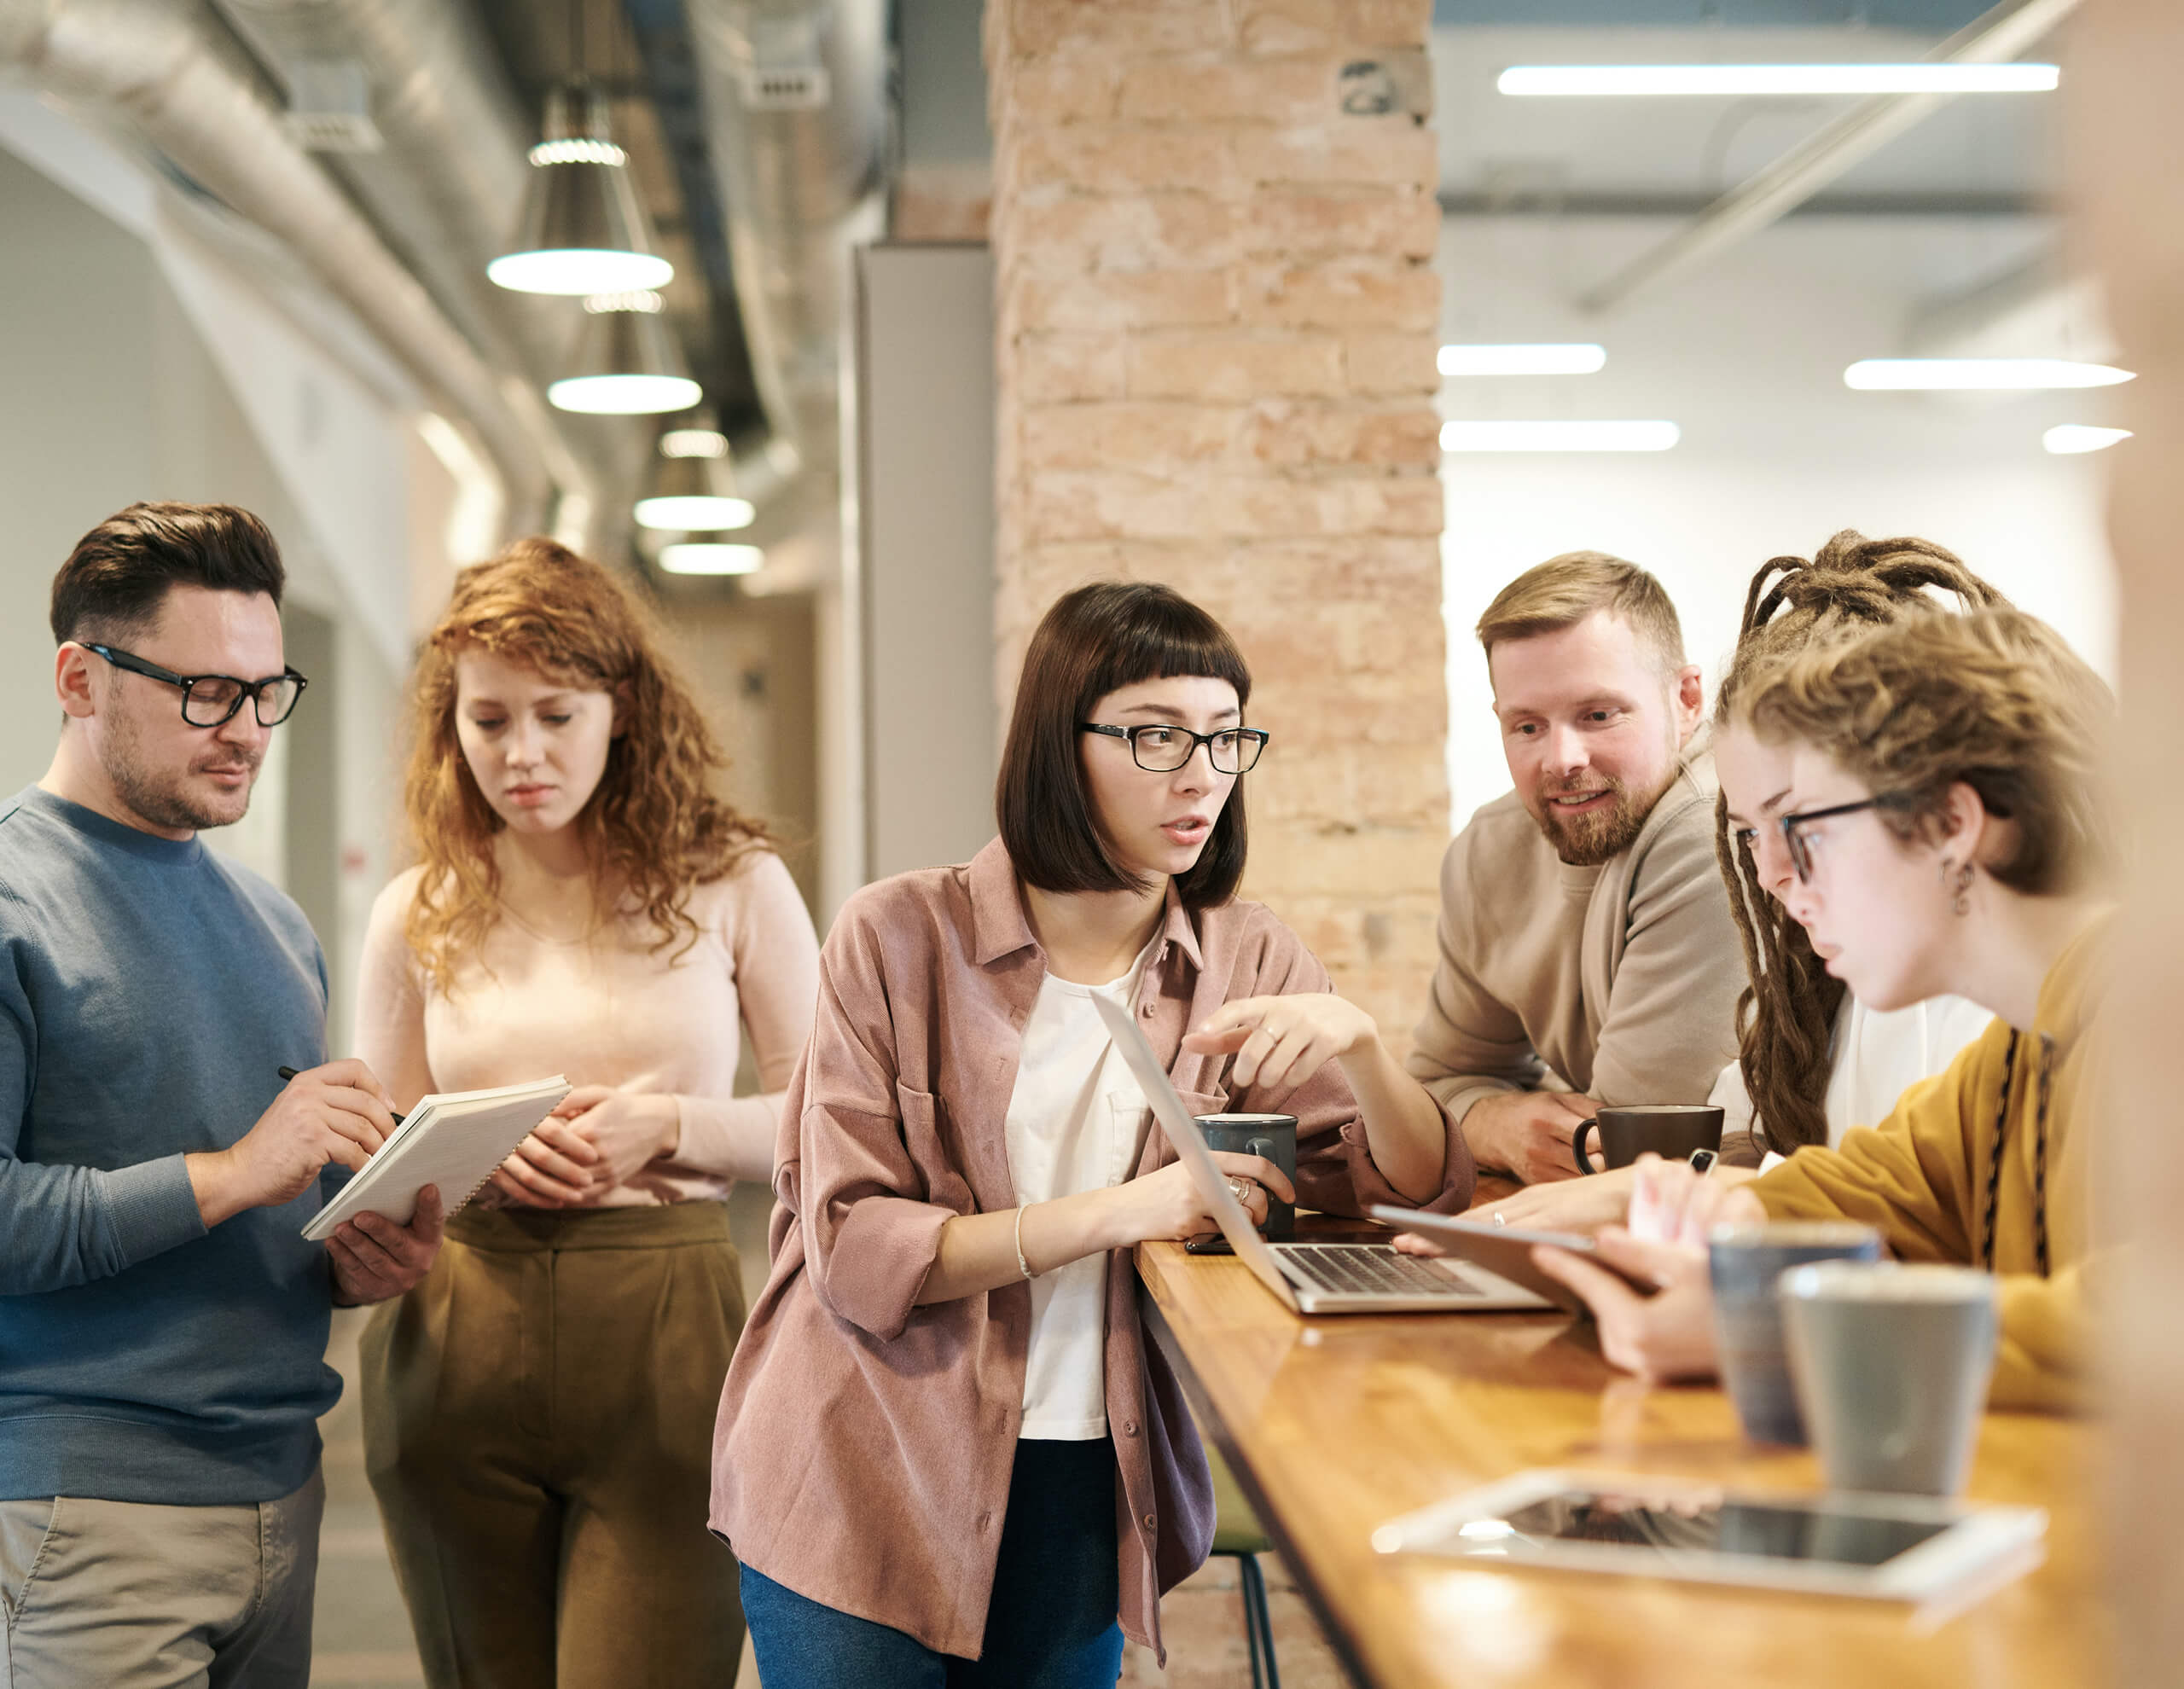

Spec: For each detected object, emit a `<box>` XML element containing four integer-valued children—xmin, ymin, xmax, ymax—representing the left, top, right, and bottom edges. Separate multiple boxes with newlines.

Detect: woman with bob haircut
<box><xmin>1492</xmin><ymin>606</ymin><xmax>2113</xmax><ymax>1412</ymax></box>
<box><xmin>712</xmin><ymin>580</ymin><xmax>1470</xmax><ymax>1684</ymax></box>
<box><xmin>352</xmin><ymin>537</ymin><xmax>820</xmax><ymax>1687</ymax></box>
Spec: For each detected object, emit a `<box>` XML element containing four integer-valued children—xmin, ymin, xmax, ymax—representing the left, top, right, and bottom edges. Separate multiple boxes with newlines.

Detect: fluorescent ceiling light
<box><xmin>1441</xmin><ymin>420</ymin><xmax>1679</xmax><ymax>453</ymax></box>
<box><xmin>660</xmin><ymin>543</ymin><xmax>764</xmax><ymax>576</ymax></box>
<box><xmin>1497</xmin><ymin>63</ymin><xmax>2059</xmax><ymax>97</ymax></box>
<box><xmin>1844</xmin><ymin>358</ymin><xmax>2135</xmax><ymax>391</ymax></box>
<box><xmin>1439</xmin><ymin>343</ymin><xmax>1606</xmax><ymax>376</ymax></box>
<box><xmin>635</xmin><ymin>495</ymin><xmax>756</xmax><ymax>531</ymax></box>
<box><xmin>2043</xmin><ymin>424</ymin><xmax>2133</xmax><ymax>455</ymax></box>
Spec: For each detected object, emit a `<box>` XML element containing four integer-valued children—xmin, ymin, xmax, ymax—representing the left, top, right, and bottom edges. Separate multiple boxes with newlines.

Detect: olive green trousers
<box><xmin>360</xmin><ymin>1202</ymin><xmax>747</xmax><ymax>1689</ymax></box>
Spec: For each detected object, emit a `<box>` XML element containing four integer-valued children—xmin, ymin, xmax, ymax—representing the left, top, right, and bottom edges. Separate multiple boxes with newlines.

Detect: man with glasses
<box><xmin>0</xmin><ymin>502</ymin><xmax>441</xmax><ymax>1686</ymax></box>
<box><xmin>1407</xmin><ymin>553</ymin><xmax>1745</xmax><ymax>1185</ymax></box>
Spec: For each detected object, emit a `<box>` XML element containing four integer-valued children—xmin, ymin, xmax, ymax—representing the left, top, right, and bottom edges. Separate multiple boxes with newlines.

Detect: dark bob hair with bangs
<box><xmin>997</xmin><ymin>581</ymin><xmax>1252</xmax><ymax>909</ymax></box>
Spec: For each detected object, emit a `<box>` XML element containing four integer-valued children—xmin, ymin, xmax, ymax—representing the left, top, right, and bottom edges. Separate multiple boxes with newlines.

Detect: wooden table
<box><xmin>1137</xmin><ymin>1213</ymin><xmax>2100</xmax><ymax>1689</ymax></box>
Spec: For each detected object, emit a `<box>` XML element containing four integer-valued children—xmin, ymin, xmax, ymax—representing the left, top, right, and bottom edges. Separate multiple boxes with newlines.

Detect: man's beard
<box><xmin>104</xmin><ymin>711</ymin><xmax>260</xmax><ymax>833</ymax></box>
<box><xmin>1530</xmin><ymin>774</ymin><xmax>1657</xmax><ymax>867</ymax></box>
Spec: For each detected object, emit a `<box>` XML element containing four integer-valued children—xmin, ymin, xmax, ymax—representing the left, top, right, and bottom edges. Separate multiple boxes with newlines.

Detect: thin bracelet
<box><xmin>1014</xmin><ymin>1204</ymin><xmax>1036</xmax><ymax>1280</ymax></box>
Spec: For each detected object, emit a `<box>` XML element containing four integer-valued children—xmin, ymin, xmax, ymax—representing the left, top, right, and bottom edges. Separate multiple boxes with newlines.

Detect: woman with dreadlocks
<box><xmin>1483</xmin><ymin>532</ymin><xmax>2004</xmax><ymax>1233</ymax></box>
<box><xmin>1518</xmin><ymin>602</ymin><xmax>2114</xmax><ymax>1409</ymax></box>
<box><xmin>1710</xmin><ymin>532</ymin><xmax>2005</xmax><ymax>1161</ymax></box>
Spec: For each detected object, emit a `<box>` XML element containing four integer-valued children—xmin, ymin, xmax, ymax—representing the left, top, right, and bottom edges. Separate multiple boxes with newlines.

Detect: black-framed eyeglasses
<box><xmin>1778</xmin><ymin>797</ymin><xmax>1901</xmax><ymax>884</ymax></box>
<box><xmin>1080</xmin><ymin>722</ymin><xmax>1269</xmax><ymax>775</ymax></box>
<box><xmin>83</xmin><ymin>643</ymin><xmax>308</xmax><ymax>728</ymax></box>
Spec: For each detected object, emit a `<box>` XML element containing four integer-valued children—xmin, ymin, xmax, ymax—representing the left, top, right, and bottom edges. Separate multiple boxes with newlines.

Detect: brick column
<box><xmin>986</xmin><ymin>0</ymin><xmax>1446</xmax><ymax>1045</ymax></box>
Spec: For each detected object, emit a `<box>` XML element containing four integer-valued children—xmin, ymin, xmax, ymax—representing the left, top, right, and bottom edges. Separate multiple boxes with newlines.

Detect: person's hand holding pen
<box><xmin>224</xmin><ymin>1063</ymin><xmax>445</xmax><ymax>1304</ymax></box>
<box><xmin>185</xmin><ymin>1059</ymin><xmax>398</xmax><ymax>1228</ymax></box>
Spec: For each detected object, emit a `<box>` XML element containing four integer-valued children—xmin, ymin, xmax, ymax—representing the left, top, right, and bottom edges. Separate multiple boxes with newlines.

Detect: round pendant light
<box><xmin>661</xmin><ymin>543</ymin><xmax>764</xmax><ymax>575</ymax></box>
<box><xmin>489</xmin><ymin>85</ymin><xmax>673</xmax><ymax>297</ymax></box>
<box><xmin>635</xmin><ymin>418</ymin><xmax>755</xmax><ymax>530</ymax></box>
<box><xmin>548</xmin><ymin>291</ymin><xmax>701</xmax><ymax>415</ymax></box>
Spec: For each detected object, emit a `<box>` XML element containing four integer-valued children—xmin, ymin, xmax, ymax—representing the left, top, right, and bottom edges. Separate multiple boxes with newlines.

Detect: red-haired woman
<box><xmin>714</xmin><ymin>581</ymin><xmax>1472</xmax><ymax>1685</ymax></box>
<box><xmin>353</xmin><ymin>538</ymin><xmax>819</xmax><ymax>1688</ymax></box>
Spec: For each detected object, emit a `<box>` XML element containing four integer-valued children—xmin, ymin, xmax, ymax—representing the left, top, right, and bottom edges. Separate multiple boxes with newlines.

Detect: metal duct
<box><xmin>684</xmin><ymin>0</ymin><xmax>889</xmax><ymax>470</ymax></box>
<box><xmin>0</xmin><ymin>0</ymin><xmax>571</xmax><ymax>532</ymax></box>
<box><xmin>206</xmin><ymin>0</ymin><xmax>631</xmax><ymax>548</ymax></box>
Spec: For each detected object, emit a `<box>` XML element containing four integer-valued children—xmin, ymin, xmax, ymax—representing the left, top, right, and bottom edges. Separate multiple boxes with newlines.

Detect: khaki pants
<box><xmin>361</xmin><ymin>1202</ymin><xmax>748</xmax><ymax>1689</ymax></box>
<box><xmin>0</xmin><ymin>1467</ymin><xmax>323</xmax><ymax>1689</ymax></box>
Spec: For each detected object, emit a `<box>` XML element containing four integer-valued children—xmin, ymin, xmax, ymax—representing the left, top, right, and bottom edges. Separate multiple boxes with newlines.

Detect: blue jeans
<box><xmin>741</xmin><ymin>1437</ymin><xmax>1126</xmax><ymax>1688</ymax></box>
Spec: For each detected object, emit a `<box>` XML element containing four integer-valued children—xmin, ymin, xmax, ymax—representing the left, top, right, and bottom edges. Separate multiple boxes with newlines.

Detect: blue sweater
<box><xmin>0</xmin><ymin>786</ymin><xmax>340</xmax><ymax>1504</ymax></box>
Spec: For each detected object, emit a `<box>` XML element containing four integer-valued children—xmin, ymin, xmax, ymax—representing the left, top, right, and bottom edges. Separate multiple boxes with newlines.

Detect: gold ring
<box><xmin>1228</xmin><ymin>1177</ymin><xmax>1253</xmax><ymax>1204</ymax></box>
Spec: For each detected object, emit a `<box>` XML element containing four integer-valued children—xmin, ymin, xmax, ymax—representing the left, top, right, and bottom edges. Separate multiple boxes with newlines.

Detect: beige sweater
<box><xmin>1407</xmin><ymin>748</ymin><xmax>1745</xmax><ymax>1133</ymax></box>
<box><xmin>355</xmin><ymin>851</ymin><xmax>820</xmax><ymax>1204</ymax></box>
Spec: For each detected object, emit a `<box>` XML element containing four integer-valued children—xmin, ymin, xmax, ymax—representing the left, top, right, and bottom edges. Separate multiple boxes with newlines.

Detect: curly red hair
<box><xmin>401</xmin><ymin>537</ymin><xmax>770</xmax><ymax>990</ymax></box>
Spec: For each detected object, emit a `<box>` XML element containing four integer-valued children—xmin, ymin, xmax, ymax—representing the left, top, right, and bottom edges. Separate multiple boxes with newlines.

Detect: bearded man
<box><xmin>1408</xmin><ymin>552</ymin><xmax>1743</xmax><ymax>1185</ymax></box>
<box><xmin>0</xmin><ymin>502</ymin><xmax>439</xmax><ymax>1686</ymax></box>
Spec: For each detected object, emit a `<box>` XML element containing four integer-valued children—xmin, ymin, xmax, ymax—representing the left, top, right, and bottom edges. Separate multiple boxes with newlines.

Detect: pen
<box><xmin>276</xmin><ymin>1065</ymin><xmax>407</xmax><ymax>1128</ymax></box>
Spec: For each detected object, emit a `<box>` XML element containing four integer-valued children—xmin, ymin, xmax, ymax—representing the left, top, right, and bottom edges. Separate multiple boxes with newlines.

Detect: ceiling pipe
<box><xmin>206</xmin><ymin>0</ymin><xmax>631</xmax><ymax>550</ymax></box>
<box><xmin>1578</xmin><ymin>0</ymin><xmax>2082</xmax><ymax>315</ymax></box>
<box><xmin>683</xmin><ymin>0</ymin><xmax>889</xmax><ymax>474</ymax></box>
<box><xmin>0</xmin><ymin>0</ymin><xmax>571</xmax><ymax>534</ymax></box>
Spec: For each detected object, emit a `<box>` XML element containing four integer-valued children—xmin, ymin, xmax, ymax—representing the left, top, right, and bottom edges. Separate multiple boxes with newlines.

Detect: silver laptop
<box><xmin>1090</xmin><ymin>993</ymin><xmax>1551</xmax><ymax>1315</ymax></box>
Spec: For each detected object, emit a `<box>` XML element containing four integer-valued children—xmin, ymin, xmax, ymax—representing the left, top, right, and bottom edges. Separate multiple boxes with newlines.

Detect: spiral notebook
<box><xmin>301</xmin><ymin>1076</ymin><xmax>572</xmax><ymax>1240</ymax></box>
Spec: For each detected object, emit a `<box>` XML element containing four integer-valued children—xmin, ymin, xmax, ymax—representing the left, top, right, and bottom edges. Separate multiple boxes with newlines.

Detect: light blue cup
<box><xmin>1708</xmin><ymin>1221</ymin><xmax>1883</xmax><ymax>1446</ymax></box>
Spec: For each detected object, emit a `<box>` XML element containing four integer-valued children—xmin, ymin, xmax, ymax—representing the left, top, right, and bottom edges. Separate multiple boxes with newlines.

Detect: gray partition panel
<box><xmin>854</xmin><ymin>243</ymin><xmax>996</xmax><ymax>881</ymax></box>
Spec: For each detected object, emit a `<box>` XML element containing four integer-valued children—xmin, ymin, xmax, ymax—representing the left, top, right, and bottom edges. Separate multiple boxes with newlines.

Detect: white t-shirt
<box><xmin>1711</xmin><ymin>993</ymin><xmax>1995</xmax><ymax>1161</ymax></box>
<box><xmin>1006</xmin><ymin>949</ymin><xmax>1153</xmax><ymax>1441</ymax></box>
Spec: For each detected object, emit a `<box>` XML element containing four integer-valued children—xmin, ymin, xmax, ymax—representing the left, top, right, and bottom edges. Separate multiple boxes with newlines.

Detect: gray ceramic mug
<box><xmin>1708</xmin><ymin>1221</ymin><xmax>1884</xmax><ymax>1446</ymax></box>
<box><xmin>1195</xmin><ymin>1113</ymin><xmax>1298</xmax><ymax>1239</ymax></box>
<box><xmin>1780</xmin><ymin>1261</ymin><xmax>2000</xmax><ymax>1495</ymax></box>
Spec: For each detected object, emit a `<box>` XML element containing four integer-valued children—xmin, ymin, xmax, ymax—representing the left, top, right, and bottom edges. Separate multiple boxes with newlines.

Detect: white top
<box><xmin>1711</xmin><ymin>992</ymin><xmax>1995</xmax><ymax>1160</ymax></box>
<box><xmin>1006</xmin><ymin>948</ymin><xmax>1153</xmax><ymax>1441</ymax></box>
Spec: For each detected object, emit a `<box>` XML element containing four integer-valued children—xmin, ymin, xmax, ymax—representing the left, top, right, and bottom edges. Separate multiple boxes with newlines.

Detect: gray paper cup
<box><xmin>1708</xmin><ymin>1222</ymin><xmax>1883</xmax><ymax>1446</ymax></box>
<box><xmin>1780</xmin><ymin>1261</ymin><xmax>1999</xmax><ymax>1495</ymax></box>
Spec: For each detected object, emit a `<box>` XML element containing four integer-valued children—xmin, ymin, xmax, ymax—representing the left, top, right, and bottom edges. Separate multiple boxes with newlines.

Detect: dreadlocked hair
<box><xmin>1714</xmin><ymin>531</ymin><xmax>2007</xmax><ymax>1156</ymax></box>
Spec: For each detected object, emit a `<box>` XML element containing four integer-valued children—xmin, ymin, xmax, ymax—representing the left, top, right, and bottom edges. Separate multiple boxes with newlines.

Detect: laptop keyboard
<box><xmin>1276</xmin><ymin>1243</ymin><xmax>1484</xmax><ymax>1298</ymax></box>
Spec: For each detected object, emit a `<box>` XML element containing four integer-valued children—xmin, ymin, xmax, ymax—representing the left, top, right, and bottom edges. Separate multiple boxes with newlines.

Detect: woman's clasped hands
<box><xmin>490</xmin><ymin>1085</ymin><xmax>682</xmax><ymax>1206</ymax></box>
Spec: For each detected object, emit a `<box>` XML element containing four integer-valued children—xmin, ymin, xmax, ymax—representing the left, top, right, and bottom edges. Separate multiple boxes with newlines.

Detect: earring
<box><xmin>1952</xmin><ymin>861</ymin><xmax>1974</xmax><ymax>916</ymax></box>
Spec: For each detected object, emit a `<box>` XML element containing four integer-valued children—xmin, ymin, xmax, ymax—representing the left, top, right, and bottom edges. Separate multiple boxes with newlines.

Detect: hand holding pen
<box><xmin>183</xmin><ymin>1059</ymin><xmax>400</xmax><ymax>1229</ymax></box>
<box><xmin>272</xmin><ymin>1065</ymin><xmax>444</xmax><ymax>1305</ymax></box>
<box><xmin>278</xmin><ymin>1066</ymin><xmax>406</xmax><ymax>1128</ymax></box>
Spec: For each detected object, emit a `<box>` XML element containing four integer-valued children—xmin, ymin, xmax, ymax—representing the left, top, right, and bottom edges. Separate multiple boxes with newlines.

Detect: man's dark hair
<box><xmin>49</xmin><ymin>502</ymin><xmax>286</xmax><ymax>647</ymax></box>
<box><xmin>997</xmin><ymin>581</ymin><xmax>1252</xmax><ymax>910</ymax></box>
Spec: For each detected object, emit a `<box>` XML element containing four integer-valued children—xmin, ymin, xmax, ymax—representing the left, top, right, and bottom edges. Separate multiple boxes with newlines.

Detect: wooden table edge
<box><xmin>1138</xmin><ymin>1268</ymin><xmax>1385</xmax><ymax>1689</ymax></box>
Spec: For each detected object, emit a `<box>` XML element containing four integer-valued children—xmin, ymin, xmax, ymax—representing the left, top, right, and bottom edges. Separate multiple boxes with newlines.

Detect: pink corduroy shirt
<box><xmin>710</xmin><ymin>839</ymin><xmax>1476</xmax><ymax>1660</ymax></box>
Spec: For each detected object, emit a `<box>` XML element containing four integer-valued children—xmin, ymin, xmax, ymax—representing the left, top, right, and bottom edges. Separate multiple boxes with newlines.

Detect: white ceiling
<box><xmin>1430</xmin><ymin>25</ymin><xmax>2062</xmax><ymax>208</ymax></box>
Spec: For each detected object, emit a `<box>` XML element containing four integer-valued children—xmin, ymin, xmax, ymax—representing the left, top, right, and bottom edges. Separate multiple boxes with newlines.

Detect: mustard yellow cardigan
<box><xmin>1754</xmin><ymin>917</ymin><xmax>2104</xmax><ymax>1412</ymax></box>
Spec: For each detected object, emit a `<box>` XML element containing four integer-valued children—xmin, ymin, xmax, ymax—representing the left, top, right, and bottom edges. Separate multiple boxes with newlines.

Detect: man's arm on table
<box><xmin>1404</xmin><ymin>839</ymin><xmax>1594</xmax><ymax>1186</ymax></box>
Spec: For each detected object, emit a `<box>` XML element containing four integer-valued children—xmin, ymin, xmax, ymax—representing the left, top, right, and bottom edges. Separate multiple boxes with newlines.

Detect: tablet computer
<box><xmin>1368</xmin><ymin>1206</ymin><xmax>1649</xmax><ymax>1315</ymax></box>
<box><xmin>1371</xmin><ymin>1469</ymin><xmax>2048</xmax><ymax>1605</ymax></box>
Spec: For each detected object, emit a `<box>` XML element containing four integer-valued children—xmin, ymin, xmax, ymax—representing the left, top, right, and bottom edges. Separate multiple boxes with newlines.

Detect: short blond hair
<box><xmin>1477</xmin><ymin>551</ymin><xmax>1687</xmax><ymax>676</ymax></box>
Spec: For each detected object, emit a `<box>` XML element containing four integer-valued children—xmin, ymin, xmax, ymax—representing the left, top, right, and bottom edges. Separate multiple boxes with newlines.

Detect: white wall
<box><xmin>1439</xmin><ymin>214</ymin><xmax>2122</xmax><ymax>831</ymax></box>
<box><xmin>0</xmin><ymin>115</ymin><xmax>416</xmax><ymax>1051</ymax></box>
